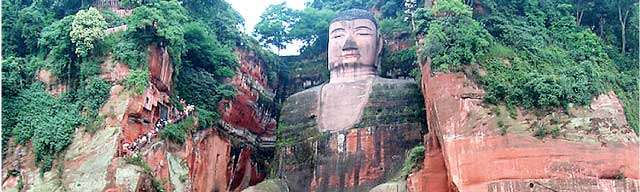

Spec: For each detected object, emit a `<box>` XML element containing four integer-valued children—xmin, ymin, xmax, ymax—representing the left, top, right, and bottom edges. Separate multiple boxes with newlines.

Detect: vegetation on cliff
<box><xmin>2</xmin><ymin>0</ymin><xmax>111</xmax><ymax>172</ymax></box>
<box><xmin>414</xmin><ymin>0</ymin><xmax>638</xmax><ymax>133</ymax></box>
<box><xmin>1</xmin><ymin>0</ymin><xmax>278</xmax><ymax>174</ymax></box>
<box><xmin>1</xmin><ymin>0</ymin><xmax>637</xmax><ymax>179</ymax></box>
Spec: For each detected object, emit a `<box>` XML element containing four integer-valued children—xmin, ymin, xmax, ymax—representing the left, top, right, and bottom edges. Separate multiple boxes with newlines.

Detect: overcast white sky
<box><xmin>227</xmin><ymin>0</ymin><xmax>310</xmax><ymax>56</ymax></box>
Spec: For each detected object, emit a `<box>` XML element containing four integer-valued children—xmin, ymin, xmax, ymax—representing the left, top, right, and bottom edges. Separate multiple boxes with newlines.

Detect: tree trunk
<box><xmin>576</xmin><ymin>9</ymin><xmax>583</xmax><ymax>25</ymax></box>
<box><xmin>621</xmin><ymin>25</ymin><xmax>626</xmax><ymax>54</ymax></box>
<box><xmin>598</xmin><ymin>16</ymin><xmax>605</xmax><ymax>37</ymax></box>
<box><xmin>618</xmin><ymin>6</ymin><xmax>630</xmax><ymax>54</ymax></box>
<box><xmin>576</xmin><ymin>10</ymin><xmax>584</xmax><ymax>25</ymax></box>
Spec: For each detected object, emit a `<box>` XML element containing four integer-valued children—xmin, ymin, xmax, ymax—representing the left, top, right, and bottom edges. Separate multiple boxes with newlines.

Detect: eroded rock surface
<box><xmin>407</xmin><ymin>67</ymin><xmax>640</xmax><ymax>191</ymax></box>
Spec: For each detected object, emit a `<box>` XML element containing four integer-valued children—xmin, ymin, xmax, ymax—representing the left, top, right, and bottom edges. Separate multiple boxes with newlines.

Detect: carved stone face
<box><xmin>328</xmin><ymin>18</ymin><xmax>382</xmax><ymax>82</ymax></box>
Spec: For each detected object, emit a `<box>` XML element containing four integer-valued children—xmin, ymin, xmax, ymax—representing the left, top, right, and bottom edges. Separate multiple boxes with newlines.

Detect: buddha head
<box><xmin>328</xmin><ymin>9</ymin><xmax>382</xmax><ymax>83</ymax></box>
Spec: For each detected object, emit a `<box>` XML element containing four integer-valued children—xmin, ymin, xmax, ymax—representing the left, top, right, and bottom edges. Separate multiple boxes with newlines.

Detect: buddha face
<box><xmin>328</xmin><ymin>19</ymin><xmax>381</xmax><ymax>73</ymax></box>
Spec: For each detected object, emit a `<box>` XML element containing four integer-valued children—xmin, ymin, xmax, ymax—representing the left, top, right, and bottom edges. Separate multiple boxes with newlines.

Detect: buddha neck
<box><xmin>329</xmin><ymin>64</ymin><xmax>376</xmax><ymax>83</ymax></box>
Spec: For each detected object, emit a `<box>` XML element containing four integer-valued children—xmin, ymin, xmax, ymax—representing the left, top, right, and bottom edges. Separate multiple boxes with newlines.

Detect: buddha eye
<box><xmin>332</xmin><ymin>34</ymin><xmax>344</xmax><ymax>39</ymax></box>
<box><xmin>357</xmin><ymin>33</ymin><xmax>372</xmax><ymax>36</ymax></box>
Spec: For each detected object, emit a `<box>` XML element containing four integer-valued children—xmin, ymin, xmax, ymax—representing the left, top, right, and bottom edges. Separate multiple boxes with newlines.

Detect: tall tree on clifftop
<box><xmin>254</xmin><ymin>3</ymin><xmax>295</xmax><ymax>52</ymax></box>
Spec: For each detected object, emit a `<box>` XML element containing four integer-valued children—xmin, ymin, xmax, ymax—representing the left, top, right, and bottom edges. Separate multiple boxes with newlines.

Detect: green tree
<box><xmin>431</xmin><ymin>0</ymin><xmax>472</xmax><ymax>16</ymax></box>
<box><xmin>182</xmin><ymin>22</ymin><xmax>237</xmax><ymax>76</ymax></box>
<box><xmin>16</xmin><ymin>5</ymin><xmax>52</xmax><ymax>55</ymax></box>
<box><xmin>175</xmin><ymin>67</ymin><xmax>235</xmax><ymax>115</ymax></box>
<box><xmin>254</xmin><ymin>3</ymin><xmax>295</xmax><ymax>51</ymax></box>
<box><xmin>38</xmin><ymin>15</ymin><xmax>77</xmax><ymax>79</ymax></box>
<box><xmin>288</xmin><ymin>8</ymin><xmax>336</xmax><ymax>56</ymax></box>
<box><xmin>77</xmin><ymin>76</ymin><xmax>110</xmax><ymax>119</ymax></box>
<box><xmin>70</xmin><ymin>7</ymin><xmax>107</xmax><ymax>57</ymax></box>
<box><xmin>419</xmin><ymin>2</ymin><xmax>492</xmax><ymax>72</ymax></box>
<box><xmin>182</xmin><ymin>0</ymin><xmax>244</xmax><ymax>45</ymax></box>
<box><xmin>127</xmin><ymin>0</ymin><xmax>189</xmax><ymax>65</ymax></box>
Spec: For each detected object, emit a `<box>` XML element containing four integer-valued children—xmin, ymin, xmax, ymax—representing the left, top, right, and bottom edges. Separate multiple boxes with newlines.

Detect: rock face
<box><xmin>187</xmin><ymin>48</ymin><xmax>277</xmax><ymax>192</ymax></box>
<box><xmin>120</xmin><ymin>44</ymin><xmax>173</xmax><ymax>153</ymax></box>
<box><xmin>1</xmin><ymin>43</ymin><xmax>279</xmax><ymax>191</ymax></box>
<box><xmin>407</xmin><ymin>62</ymin><xmax>640</xmax><ymax>191</ymax></box>
<box><xmin>1</xmin><ymin>75</ymin><xmax>131</xmax><ymax>192</ymax></box>
<box><xmin>276</xmin><ymin>77</ymin><xmax>425</xmax><ymax>192</ymax></box>
<box><xmin>36</xmin><ymin>69</ymin><xmax>68</xmax><ymax>96</ymax></box>
<box><xmin>112</xmin><ymin>45</ymin><xmax>277</xmax><ymax>192</ymax></box>
<box><xmin>187</xmin><ymin>129</ymin><xmax>232</xmax><ymax>192</ymax></box>
<box><xmin>219</xmin><ymin>48</ymin><xmax>277</xmax><ymax>138</ymax></box>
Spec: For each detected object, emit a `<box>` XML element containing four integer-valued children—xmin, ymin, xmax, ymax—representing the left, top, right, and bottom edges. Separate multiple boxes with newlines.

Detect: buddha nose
<box><xmin>342</xmin><ymin>36</ymin><xmax>358</xmax><ymax>51</ymax></box>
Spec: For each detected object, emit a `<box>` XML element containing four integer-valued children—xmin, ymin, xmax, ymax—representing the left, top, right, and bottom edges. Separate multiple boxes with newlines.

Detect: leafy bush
<box><xmin>419</xmin><ymin>7</ymin><xmax>492</xmax><ymax>72</ymax></box>
<box><xmin>160</xmin><ymin>124</ymin><xmax>186</xmax><ymax>144</ymax></box>
<box><xmin>195</xmin><ymin>108</ymin><xmax>218</xmax><ymax>130</ymax></box>
<box><xmin>415</xmin><ymin>0</ymin><xmax>636</xmax><ymax>124</ymax></box>
<box><xmin>15</xmin><ymin>5</ymin><xmax>52</xmax><ymax>54</ymax></box>
<box><xmin>533</xmin><ymin>123</ymin><xmax>547</xmax><ymax>139</ymax></box>
<box><xmin>380</xmin><ymin>46</ymin><xmax>418</xmax><ymax>78</ymax></box>
<box><xmin>398</xmin><ymin>145</ymin><xmax>425</xmax><ymax>179</ymax></box>
<box><xmin>550</xmin><ymin>126</ymin><xmax>561</xmax><ymax>138</ymax></box>
<box><xmin>77</xmin><ymin>76</ymin><xmax>111</xmax><ymax>131</ymax></box>
<box><xmin>379</xmin><ymin>17</ymin><xmax>412</xmax><ymax>38</ymax></box>
<box><xmin>112</xmin><ymin>36</ymin><xmax>148</xmax><ymax>69</ymax></box>
<box><xmin>2</xmin><ymin>96</ymin><xmax>19</xmax><ymax>152</ymax></box>
<box><xmin>78</xmin><ymin>57</ymin><xmax>103</xmax><ymax>80</ymax></box>
<box><xmin>12</xmin><ymin>83</ymin><xmax>81</xmax><ymax>172</ymax></box>
<box><xmin>2</xmin><ymin>56</ymin><xmax>33</xmax><ymax>97</ymax></box>
<box><xmin>127</xmin><ymin>0</ymin><xmax>189</xmax><ymax>66</ymax></box>
<box><xmin>431</xmin><ymin>0</ymin><xmax>472</xmax><ymax>17</ymax></box>
<box><xmin>497</xmin><ymin>120</ymin><xmax>507</xmax><ymax>135</ymax></box>
<box><xmin>160</xmin><ymin>116</ymin><xmax>195</xmax><ymax>144</ymax></box>
<box><xmin>181</xmin><ymin>0</ymin><xmax>244</xmax><ymax>46</ymax></box>
<box><xmin>175</xmin><ymin>67</ymin><xmax>235</xmax><ymax>114</ymax></box>
<box><xmin>182</xmin><ymin>21</ymin><xmax>237</xmax><ymax>76</ymax></box>
<box><xmin>124</xmin><ymin>153</ymin><xmax>153</xmax><ymax>174</ymax></box>
<box><xmin>124</xmin><ymin>69</ymin><xmax>149</xmax><ymax>95</ymax></box>
<box><xmin>100</xmin><ymin>9</ymin><xmax>125</xmax><ymax>28</ymax></box>
<box><xmin>124</xmin><ymin>153</ymin><xmax>166</xmax><ymax>192</ymax></box>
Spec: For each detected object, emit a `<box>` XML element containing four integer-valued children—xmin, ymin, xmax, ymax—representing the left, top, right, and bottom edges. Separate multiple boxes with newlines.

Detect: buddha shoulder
<box><xmin>279</xmin><ymin>85</ymin><xmax>323</xmax><ymax>123</ymax></box>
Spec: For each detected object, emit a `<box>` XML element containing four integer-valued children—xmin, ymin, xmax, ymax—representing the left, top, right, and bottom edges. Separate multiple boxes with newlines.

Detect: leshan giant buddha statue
<box><xmin>274</xmin><ymin>9</ymin><xmax>426</xmax><ymax>192</ymax></box>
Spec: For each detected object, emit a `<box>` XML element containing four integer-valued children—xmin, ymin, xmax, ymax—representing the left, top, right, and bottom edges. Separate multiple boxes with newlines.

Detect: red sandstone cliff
<box><xmin>186</xmin><ymin>48</ymin><xmax>276</xmax><ymax>192</ymax></box>
<box><xmin>407</xmin><ymin>62</ymin><xmax>640</xmax><ymax>191</ymax></box>
<box><xmin>1</xmin><ymin>42</ymin><xmax>279</xmax><ymax>191</ymax></box>
<box><xmin>115</xmin><ymin>45</ymin><xmax>277</xmax><ymax>192</ymax></box>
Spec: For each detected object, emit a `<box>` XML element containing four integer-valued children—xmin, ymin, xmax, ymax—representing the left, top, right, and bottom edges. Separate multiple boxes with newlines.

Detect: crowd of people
<box><xmin>120</xmin><ymin>100</ymin><xmax>196</xmax><ymax>156</ymax></box>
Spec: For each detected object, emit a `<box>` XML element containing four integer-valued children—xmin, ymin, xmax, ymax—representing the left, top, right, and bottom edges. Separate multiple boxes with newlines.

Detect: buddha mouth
<box><xmin>342</xmin><ymin>50</ymin><xmax>360</xmax><ymax>59</ymax></box>
<box><xmin>342</xmin><ymin>54</ymin><xmax>359</xmax><ymax>59</ymax></box>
